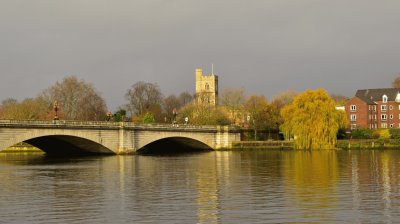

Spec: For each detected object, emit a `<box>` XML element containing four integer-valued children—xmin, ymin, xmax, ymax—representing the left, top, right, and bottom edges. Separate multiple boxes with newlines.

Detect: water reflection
<box><xmin>282</xmin><ymin>151</ymin><xmax>339</xmax><ymax>221</ymax></box>
<box><xmin>1</xmin><ymin>150</ymin><xmax>400</xmax><ymax>223</ymax></box>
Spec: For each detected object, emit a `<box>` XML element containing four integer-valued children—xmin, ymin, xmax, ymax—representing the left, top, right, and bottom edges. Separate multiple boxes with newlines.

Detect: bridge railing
<box><xmin>0</xmin><ymin>119</ymin><xmax>240</xmax><ymax>131</ymax></box>
<box><xmin>0</xmin><ymin>119</ymin><xmax>121</xmax><ymax>127</ymax></box>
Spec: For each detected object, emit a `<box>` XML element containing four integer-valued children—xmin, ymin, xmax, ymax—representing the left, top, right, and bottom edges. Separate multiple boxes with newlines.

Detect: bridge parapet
<box><xmin>0</xmin><ymin>120</ymin><xmax>121</xmax><ymax>129</ymax></box>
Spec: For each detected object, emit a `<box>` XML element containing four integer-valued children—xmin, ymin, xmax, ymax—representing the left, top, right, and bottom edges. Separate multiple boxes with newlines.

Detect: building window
<box><xmin>351</xmin><ymin>124</ymin><xmax>357</xmax><ymax>130</ymax></box>
<box><xmin>374</xmin><ymin>105</ymin><xmax>377</xmax><ymax>111</ymax></box>
<box><xmin>390</xmin><ymin>114</ymin><xmax>394</xmax><ymax>119</ymax></box>
<box><xmin>390</xmin><ymin>124</ymin><xmax>394</xmax><ymax>128</ymax></box>
<box><xmin>382</xmin><ymin>123</ymin><xmax>387</xmax><ymax>128</ymax></box>
<box><xmin>205</xmin><ymin>83</ymin><xmax>210</xmax><ymax>90</ymax></box>
<box><xmin>390</xmin><ymin>105</ymin><xmax>394</xmax><ymax>110</ymax></box>
<box><xmin>381</xmin><ymin>105</ymin><xmax>387</xmax><ymax>112</ymax></box>
<box><xmin>351</xmin><ymin>114</ymin><xmax>357</xmax><ymax>121</ymax></box>
<box><xmin>382</xmin><ymin>114</ymin><xmax>387</xmax><ymax>121</ymax></box>
<box><xmin>374</xmin><ymin>115</ymin><xmax>377</xmax><ymax>120</ymax></box>
<box><xmin>383</xmin><ymin>95</ymin><xmax>388</xmax><ymax>103</ymax></box>
<box><xmin>350</xmin><ymin>105</ymin><xmax>356</xmax><ymax>112</ymax></box>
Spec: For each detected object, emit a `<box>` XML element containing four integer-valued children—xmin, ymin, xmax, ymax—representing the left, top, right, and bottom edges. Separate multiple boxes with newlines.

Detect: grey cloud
<box><xmin>1</xmin><ymin>0</ymin><xmax>400</xmax><ymax>110</ymax></box>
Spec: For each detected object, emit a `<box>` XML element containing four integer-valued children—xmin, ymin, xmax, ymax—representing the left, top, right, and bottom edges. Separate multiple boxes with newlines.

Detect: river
<box><xmin>0</xmin><ymin>150</ymin><xmax>399</xmax><ymax>223</ymax></box>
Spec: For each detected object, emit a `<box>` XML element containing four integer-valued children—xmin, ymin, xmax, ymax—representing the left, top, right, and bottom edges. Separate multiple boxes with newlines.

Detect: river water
<box><xmin>0</xmin><ymin>150</ymin><xmax>399</xmax><ymax>223</ymax></box>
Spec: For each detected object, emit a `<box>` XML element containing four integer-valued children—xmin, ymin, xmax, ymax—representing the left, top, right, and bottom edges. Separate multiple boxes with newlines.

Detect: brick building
<box><xmin>345</xmin><ymin>88</ymin><xmax>400</xmax><ymax>130</ymax></box>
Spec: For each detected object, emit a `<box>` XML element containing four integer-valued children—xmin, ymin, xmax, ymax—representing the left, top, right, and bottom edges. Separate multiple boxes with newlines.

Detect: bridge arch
<box><xmin>137</xmin><ymin>136</ymin><xmax>213</xmax><ymax>154</ymax></box>
<box><xmin>1</xmin><ymin>129</ymin><xmax>115</xmax><ymax>155</ymax></box>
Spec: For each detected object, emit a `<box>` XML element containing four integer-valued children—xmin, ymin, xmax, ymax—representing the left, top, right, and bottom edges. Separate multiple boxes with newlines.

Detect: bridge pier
<box><xmin>117</xmin><ymin>123</ymin><xmax>135</xmax><ymax>154</ymax></box>
<box><xmin>215</xmin><ymin>126</ymin><xmax>234</xmax><ymax>149</ymax></box>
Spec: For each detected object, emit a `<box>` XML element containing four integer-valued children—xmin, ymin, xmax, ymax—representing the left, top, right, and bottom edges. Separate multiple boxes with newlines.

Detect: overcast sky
<box><xmin>1</xmin><ymin>0</ymin><xmax>400</xmax><ymax>110</ymax></box>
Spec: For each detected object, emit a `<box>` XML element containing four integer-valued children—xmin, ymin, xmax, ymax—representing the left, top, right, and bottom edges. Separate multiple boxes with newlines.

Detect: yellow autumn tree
<box><xmin>280</xmin><ymin>89</ymin><xmax>346</xmax><ymax>150</ymax></box>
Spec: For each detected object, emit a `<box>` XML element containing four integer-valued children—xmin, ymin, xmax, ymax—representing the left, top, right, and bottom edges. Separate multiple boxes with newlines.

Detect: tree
<box><xmin>280</xmin><ymin>89</ymin><xmax>345</xmax><ymax>150</ymax></box>
<box><xmin>177</xmin><ymin>102</ymin><xmax>230</xmax><ymax>126</ymax></box>
<box><xmin>142</xmin><ymin>112</ymin><xmax>156</xmax><ymax>123</ymax></box>
<box><xmin>113</xmin><ymin>109</ymin><xmax>127</xmax><ymax>122</ymax></box>
<box><xmin>163</xmin><ymin>94</ymin><xmax>181</xmax><ymax>122</ymax></box>
<box><xmin>219</xmin><ymin>88</ymin><xmax>245</xmax><ymax>124</ymax></box>
<box><xmin>270</xmin><ymin>90</ymin><xmax>297</xmax><ymax>110</ymax></box>
<box><xmin>125</xmin><ymin>81</ymin><xmax>163</xmax><ymax>119</ymax></box>
<box><xmin>393</xmin><ymin>73</ymin><xmax>400</xmax><ymax>88</ymax></box>
<box><xmin>0</xmin><ymin>97</ymin><xmax>50</xmax><ymax>120</ymax></box>
<box><xmin>0</xmin><ymin>98</ymin><xmax>18</xmax><ymax>119</ymax></box>
<box><xmin>41</xmin><ymin>76</ymin><xmax>107</xmax><ymax>121</ymax></box>
<box><xmin>244</xmin><ymin>95</ymin><xmax>281</xmax><ymax>140</ymax></box>
<box><xmin>330</xmin><ymin>94</ymin><xmax>349</xmax><ymax>106</ymax></box>
<box><xmin>178</xmin><ymin>91</ymin><xmax>193</xmax><ymax>107</ymax></box>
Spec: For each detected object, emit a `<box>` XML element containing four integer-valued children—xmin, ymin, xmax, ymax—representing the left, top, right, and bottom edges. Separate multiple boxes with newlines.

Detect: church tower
<box><xmin>195</xmin><ymin>67</ymin><xmax>218</xmax><ymax>107</ymax></box>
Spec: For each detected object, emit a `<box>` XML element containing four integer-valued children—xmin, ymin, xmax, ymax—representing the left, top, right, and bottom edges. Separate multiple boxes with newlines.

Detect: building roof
<box><xmin>355</xmin><ymin>88</ymin><xmax>400</xmax><ymax>104</ymax></box>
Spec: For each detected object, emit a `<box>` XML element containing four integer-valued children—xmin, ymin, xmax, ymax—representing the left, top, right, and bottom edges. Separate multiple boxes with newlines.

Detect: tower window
<box><xmin>205</xmin><ymin>83</ymin><xmax>210</xmax><ymax>90</ymax></box>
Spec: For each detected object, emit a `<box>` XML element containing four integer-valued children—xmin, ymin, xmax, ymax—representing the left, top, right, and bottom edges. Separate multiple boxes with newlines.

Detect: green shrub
<box><xmin>142</xmin><ymin>112</ymin><xmax>156</xmax><ymax>123</ymax></box>
<box><xmin>351</xmin><ymin>129</ymin><xmax>373</xmax><ymax>139</ymax></box>
<box><xmin>389</xmin><ymin>129</ymin><xmax>400</xmax><ymax>139</ymax></box>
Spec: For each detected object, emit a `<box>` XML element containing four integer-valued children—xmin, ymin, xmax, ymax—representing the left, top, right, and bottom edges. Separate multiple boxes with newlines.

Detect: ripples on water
<box><xmin>0</xmin><ymin>150</ymin><xmax>400</xmax><ymax>223</ymax></box>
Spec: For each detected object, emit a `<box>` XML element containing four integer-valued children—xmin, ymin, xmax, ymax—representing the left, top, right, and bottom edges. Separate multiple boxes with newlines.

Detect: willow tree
<box><xmin>280</xmin><ymin>89</ymin><xmax>346</xmax><ymax>150</ymax></box>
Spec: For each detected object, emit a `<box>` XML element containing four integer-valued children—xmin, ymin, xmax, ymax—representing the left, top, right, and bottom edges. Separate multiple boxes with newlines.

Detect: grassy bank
<box><xmin>337</xmin><ymin>139</ymin><xmax>400</xmax><ymax>149</ymax></box>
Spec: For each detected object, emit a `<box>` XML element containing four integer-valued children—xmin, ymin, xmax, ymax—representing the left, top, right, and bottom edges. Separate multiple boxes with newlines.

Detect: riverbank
<box><xmin>1</xmin><ymin>145</ymin><xmax>42</xmax><ymax>153</ymax></box>
<box><xmin>231</xmin><ymin>139</ymin><xmax>400</xmax><ymax>150</ymax></box>
<box><xmin>337</xmin><ymin>139</ymin><xmax>400</xmax><ymax>149</ymax></box>
<box><xmin>231</xmin><ymin>141</ymin><xmax>293</xmax><ymax>150</ymax></box>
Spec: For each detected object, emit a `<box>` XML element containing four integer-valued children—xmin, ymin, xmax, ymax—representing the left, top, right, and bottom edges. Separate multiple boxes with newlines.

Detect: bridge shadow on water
<box><xmin>137</xmin><ymin>137</ymin><xmax>213</xmax><ymax>155</ymax></box>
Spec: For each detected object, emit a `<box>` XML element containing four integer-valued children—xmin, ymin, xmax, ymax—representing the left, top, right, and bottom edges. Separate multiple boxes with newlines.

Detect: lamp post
<box><xmin>172</xmin><ymin>108</ymin><xmax>177</xmax><ymax>125</ymax></box>
<box><xmin>253</xmin><ymin>118</ymin><xmax>257</xmax><ymax>141</ymax></box>
<box><xmin>106</xmin><ymin>112</ymin><xmax>113</xmax><ymax>121</ymax></box>
<box><xmin>53</xmin><ymin>100</ymin><xmax>59</xmax><ymax>120</ymax></box>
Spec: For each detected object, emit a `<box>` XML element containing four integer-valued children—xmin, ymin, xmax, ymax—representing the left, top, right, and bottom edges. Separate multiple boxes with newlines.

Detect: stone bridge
<box><xmin>0</xmin><ymin>120</ymin><xmax>241</xmax><ymax>155</ymax></box>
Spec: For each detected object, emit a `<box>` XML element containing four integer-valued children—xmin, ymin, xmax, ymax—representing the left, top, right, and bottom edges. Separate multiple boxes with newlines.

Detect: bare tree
<box><xmin>330</xmin><ymin>94</ymin><xmax>349</xmax><ymax>105</ymax></box>
<box><xmin>125</xmin><ymin>81</ymin><xmax>163</xmax><ymax>117</ymax></box>
<box><xmin>270</xmin><ymin>90</ymin><xmax>297</xmax><ymax>109</ymax></box>
<box><xmin>163</xmin><ymin>94</ymin><xmax>181</xmax><ymax>121</ymax></box>
<box><xmin>178</xmin><ymin>91</ymin><xmax>193</xmax><ymax>107</ymax></box>
<box><xmin>393</xmin><ymin>74</ymin><xmax>400</xmax><ymax>88</ymax></box>
<box><xmin>219</xmin><ymin>88</ymin><xmax>246</xmax><ymax>124</ymax></box>
<box><xmin>41</xmin><ymin>76</ymin><xmax>108</xmax><ymax>121</ymax></box>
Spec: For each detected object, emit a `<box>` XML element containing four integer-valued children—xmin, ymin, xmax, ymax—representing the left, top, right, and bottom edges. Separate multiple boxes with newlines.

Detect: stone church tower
<box><xmin>195</xmin><ymin>68</ymin><xmax>218</xmax><ymax>107</ymax></box>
